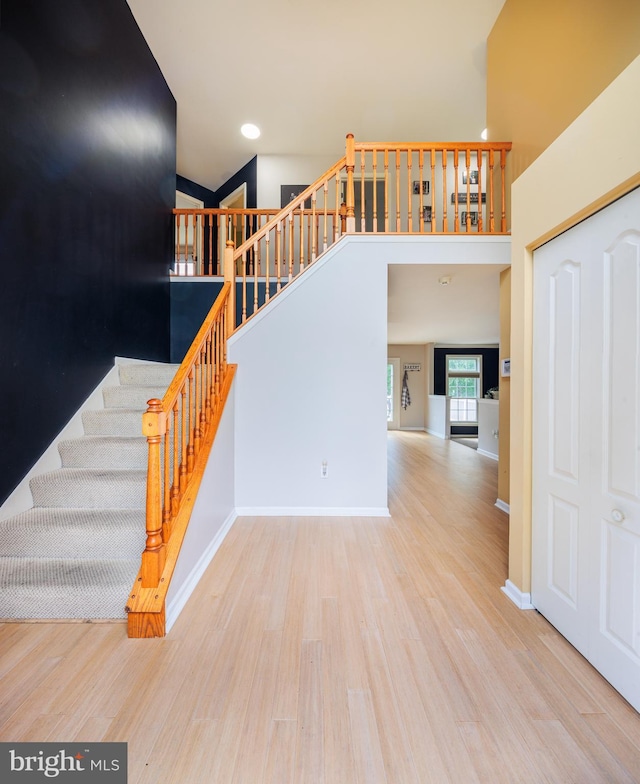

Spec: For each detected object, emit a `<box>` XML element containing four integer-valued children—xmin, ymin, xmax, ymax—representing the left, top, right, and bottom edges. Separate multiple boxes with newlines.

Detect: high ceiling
<box><xmin>127</xmin><ymin>0</ymin><xmax>508</xmax><ymax>346</ymax></box>
<box><xmin>126</xmin><ymin>0</ymin><xmax>506</xmax><ymax>192</ymax></box>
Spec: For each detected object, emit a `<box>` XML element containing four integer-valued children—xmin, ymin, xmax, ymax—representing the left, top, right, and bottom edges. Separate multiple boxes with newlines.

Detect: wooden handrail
<box><xmin>127</xmin><ymin>282</ymin><xmax>235</xmax><ymax>637</ymax></box>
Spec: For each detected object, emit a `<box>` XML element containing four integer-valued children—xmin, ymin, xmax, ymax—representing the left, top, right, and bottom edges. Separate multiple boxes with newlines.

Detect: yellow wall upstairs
<box><xmin>487</xmin><ymin>0</ymin><xmax>640</xmax><ymax>180</ymax></box>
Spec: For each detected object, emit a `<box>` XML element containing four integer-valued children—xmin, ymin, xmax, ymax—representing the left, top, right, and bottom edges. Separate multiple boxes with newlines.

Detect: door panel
<box><xmin>533</xmin><ymin>187</ymin><xmax>640</xmax><ymax>713</ymax></box>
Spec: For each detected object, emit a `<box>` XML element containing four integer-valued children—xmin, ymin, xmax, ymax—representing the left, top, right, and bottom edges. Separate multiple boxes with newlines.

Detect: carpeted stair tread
<box><xmin>82</xmin><ymin>409</ymin><xmax>145</xmax><ymax>437</ymax></box>
<box><xmin>118</xmin><ymin>363</ymin><xmax>180</xmax><ymax>387</ymax></box>
<box><xmin>0</xmin><ymin>508</ymin><xmax>145</xmax><ymax>558</ymax></box>
<box><xmin>0</xmin><ymin>557</ymin><xmax>140</xmax><ymax>619</ymax></box>
<box><xmin>0</xmin><ymin>360</ymin><xmax>178</xmax><ymax>621</ymax></box>
<box><xmin>102</xmin><ymin>385</ymin><xmax>169</xmax><ymax>410</ymax></box>
<box><xmin>59</xmin><ymin>436</ymin><xmax>147</xmax><ymax>470</ymax></box>
<box><xmin>30</xmin><ymin>469</ymin><xmax>147</xmax><ymax>509</ymax></box>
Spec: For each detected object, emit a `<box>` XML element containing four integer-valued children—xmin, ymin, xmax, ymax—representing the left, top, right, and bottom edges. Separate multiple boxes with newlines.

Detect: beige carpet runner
<box><xmin>0</xmin><ymin>363</ymin><xmax>177</xmax><ymax>620</ymax></box>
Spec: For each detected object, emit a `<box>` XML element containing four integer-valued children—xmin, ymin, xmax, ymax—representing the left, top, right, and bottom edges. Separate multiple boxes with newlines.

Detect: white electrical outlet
<box><xmin>321</xmin><ymin>460</ymin><xmax>328</xmax><ymax>478</ymax></box>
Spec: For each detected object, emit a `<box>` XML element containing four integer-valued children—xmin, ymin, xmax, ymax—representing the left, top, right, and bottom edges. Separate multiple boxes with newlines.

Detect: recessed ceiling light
<box><xmin>439</xmin><ymin>275</ymin><xmax>453</xmax><ymax>286</ymax></box>
<box><xmin>241</xmin><ymin>123</ymin><xmax>260</xmax><ymax>140</ymax></box>
<box><xmin>481</xmin><ymin>128</ymin><xmax>488</xmax><ymax>141</ymax></box>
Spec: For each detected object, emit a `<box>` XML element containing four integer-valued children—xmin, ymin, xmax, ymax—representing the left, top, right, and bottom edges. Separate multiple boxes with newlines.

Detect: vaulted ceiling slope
<box><xmin>127</xmin><ymin>0</ymin><xmax>506</xmax><ymax>191</ymax></box>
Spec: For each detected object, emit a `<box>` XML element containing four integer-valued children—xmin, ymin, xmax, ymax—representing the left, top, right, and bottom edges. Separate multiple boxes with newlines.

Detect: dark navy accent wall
<box><xmin>0</xmin><ymin>0</ymin><xmax>176</xmax><ymax>504</ymax></box>
<box><xmin>434</xmin><ymin>347</ymin><xmax>499</xmax><ymax>437</ymax></box>
<box><xmin>215</xmin><ymin>157</ymin><xmax>257</xmax><ymax>207</ymax></box>
<box><xmin>176</xmin><ymin>175</ymin><xmax>218</xmax><ymax>208</ymax></box>
<box><xmin>433</xmin><ymin>347</ymin><xmax>499</xmax><ymax>397</ymax></box>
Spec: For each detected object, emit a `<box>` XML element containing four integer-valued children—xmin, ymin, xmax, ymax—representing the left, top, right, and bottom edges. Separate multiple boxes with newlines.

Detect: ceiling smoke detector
<box><xmin>438</xmin><ymin>276</ymin><xmax>453</xmax><ymax>286</ymax></box>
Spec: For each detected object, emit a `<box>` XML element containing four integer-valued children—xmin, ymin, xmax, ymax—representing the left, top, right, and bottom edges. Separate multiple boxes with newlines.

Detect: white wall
<box><xmin>387</xmin><ymin>344</ymin><xmax>428</xmax><ymax>430</ymax></box>
<box><xmin>229</xmin><ymin>236</ymin><xmax>389</xmax><ymax>515</ymax></box>
<box><xmin>478</xmin><ymin>398</ymin><xmax>499</xmax><ymax>459</ymax></box>
<box><xmin>166</xmin><ymin>384</ymin><xmax>236</xmax><ymax>630</ymax></box>
<box><xmin>426</xmin><ymin>395</ymin><xmax>450</xmax><ymax>440</ymax></box>
<box><xmin>257</xmin><ymin>154</ymin><xmax>342</xmax><ymax>209</ymax></box>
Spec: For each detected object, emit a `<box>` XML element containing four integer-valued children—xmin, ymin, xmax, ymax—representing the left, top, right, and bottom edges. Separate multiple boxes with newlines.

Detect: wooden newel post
<box><xmin>224</xmin><ymin>240</ymin><xmax>236</xmax><ymax>338</ymax></box>
<box><xmin>142</xmin><ymin>399</ymin><xmax>166</xmax><ymax>588</ymax></box>
<box><xmin>345</xmin><ymin>133</ymin><xmax>356</xmax><ymax>233</ymax></box>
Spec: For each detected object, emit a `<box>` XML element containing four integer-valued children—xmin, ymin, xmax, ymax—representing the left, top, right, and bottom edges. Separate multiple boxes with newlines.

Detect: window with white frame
<box><xmin>446</xmin><ymin>355</ymin><xmax>482</xmax><ymax>424</ymax></box>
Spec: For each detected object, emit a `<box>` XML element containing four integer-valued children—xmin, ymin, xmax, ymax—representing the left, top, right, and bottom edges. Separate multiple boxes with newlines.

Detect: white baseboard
<box><xmin>234</xmin><ymin>506</ymin><xmax>391</xmax><ymax>518</ymax></box>
<box><xmin>400</xmin><ymin>427</ymin><xmax>425</xmax><ymax>431</ymax></box>
<box><xmin>477</xmin><ymin>448</ymin><xmax>498</xmax><ymax>461</ymax></box>
<box><xmin>166</xmin><ymin>510</ymin><xmax>237</xmax><ymax>632</ymax></box>
<box><xmin>425</xmin><ymin>428</ymin><xmax>447</xmax><ymax>439</ymax></box>
<box><xmin>501</xmin><ymin>579</ymin><xmax>535</xmax><ymax>610</ymax></box>
<box><xmin>495</xmin><ymin>499</ymin><xmax>510</xmax><ymax>514</ymax></box>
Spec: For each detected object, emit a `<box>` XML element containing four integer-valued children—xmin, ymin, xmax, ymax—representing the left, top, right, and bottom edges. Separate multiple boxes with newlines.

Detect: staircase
<box><xmin>0</xmin><ymin>362</ymin><xmax>177</xmax><ymax>621</ymax></box>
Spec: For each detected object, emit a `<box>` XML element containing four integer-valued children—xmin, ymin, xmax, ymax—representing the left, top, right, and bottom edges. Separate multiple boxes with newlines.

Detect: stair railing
<box><xmin>126</xmin><ymin>282</ymin><xmax>236</xmax><ymax>637</ymax></box>
<box><xmin>224</xmin><ymin>134</ymin><xmax>512</xmax><ymax>328</ymax></box>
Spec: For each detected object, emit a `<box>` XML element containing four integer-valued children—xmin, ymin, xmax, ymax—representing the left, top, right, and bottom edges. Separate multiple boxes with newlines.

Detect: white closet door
<box><xmin>532</xmin><ymin>187</ymin><xmax>640</xmax><ymax>713</ymax></box>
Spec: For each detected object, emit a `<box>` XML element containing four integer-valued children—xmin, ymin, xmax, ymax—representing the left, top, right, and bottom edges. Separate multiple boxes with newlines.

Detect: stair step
<box><xmin>82</xmin><ymin>409</ymin><xmax>143</xmax><ymax>437</ymax></box>
<box><xmin>102</xmin><ymin>385</ymin><xmax>168</xmax><ymax>410</ymax></box>
<box><xmin>59</xmin><ymin>436</ymin><xmax>148</xmax><ymax>470</ymax></box>
<box><xmin>0</xmin><ymin>508</ymin><xmax>145</xmax><ymax>558</ymax></box>
<box><xmin>0</xmin><ymin>558</ymin><xmax>140</xmax><ymax>619</ymax></box>
<box><xmin>30</xmin><ymin>469</ymin><xmax>146</xmax><ymax>509</ymax></box>
<box><xmin>118</xmin><ymin>363</ymin><xmax>179</xmax><ymax>387</ymax></box>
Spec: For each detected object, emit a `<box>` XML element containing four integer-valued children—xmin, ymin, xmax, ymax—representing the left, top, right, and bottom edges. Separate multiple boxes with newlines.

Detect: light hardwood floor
<box><xmin>1</xmin><ymin>431</ymin><xmax>639</xmax><ymax>782</ymax></box>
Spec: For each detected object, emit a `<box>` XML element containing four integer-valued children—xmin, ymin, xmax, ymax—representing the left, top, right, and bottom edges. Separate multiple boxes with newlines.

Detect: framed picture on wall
<box><xmin>462</xmin><ymin>170</ymin><xmax>479</xmax><ymax>185</ymax></box>
<box><xmin>461</xmin><ymin>210</ymin><xmax>478</xmax><ymax>226</ymax></box>
<box><xmin>413</xmin><ymin>180</ymin><xmax>429</xmax><ymax>195</ymax></box>
<box><xmin>281</xmin><ymin>185</ymin><xmax>311</xmax><ymax>209</ymax></box>
<box><xmin>422</xmin><ymin>206</ymin><xmax>432</xmax><ymax>222</ymax></box>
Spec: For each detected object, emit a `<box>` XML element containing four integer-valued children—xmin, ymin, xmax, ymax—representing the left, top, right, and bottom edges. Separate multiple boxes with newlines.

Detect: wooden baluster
<box><xmin>171</xmin><ymin>402</ymin><xmax>180</xmax><ymax>518</ymax></box>
<box><xmin>253</xmin><ymin>240</ymin><xmax>259</xmax><ymax>315</ymax></box>
<box><xmin>360</xmin><ymin>149</ymin><xmax>366</xmax><ymax>232</ymax></box>
<box><xmin>174</xmin><ymin>213</ymin><xmax>180</xmax><ymax>273</ymax></box>
<box><xmin>442</xmin><ymin>149</ymin><xmax>448</xmax><ymax>233</ymax></box>
<box><xmin>223</xmin><ymin>240</ymin><xmax>235</xmax><ymax>336</ymax></box>
<box><xmin>299</xmin><ymin>209</ymin><xmax>305</xmax><ymax>272</ymax></box>
<box><xmin>205</xmin><ymin>333</ymin><xmax>212</xmax><ymax>423</ymax></box>
<box><xmin>142</xmin><ymin>399</ymin><xmax>166</xmax><ymax>587</ymax></box>
<box><xmin>488</xmin><ymin>149</ymin><xmax>495</xmax><ymax>233</ymax></box>
<box><xmin>187</xmin><ymin>369</ymin><xmax>195</xmax><ymax>475</ymax></box>
<box><xmin>334</xmin><ymin>171</ymin><xmax>341</xmax><ymax>241</ymax></box>
<box><xmin>288</xmin><ymin>214</ymin><xmax>294</xmax><ymax>281</ymax></box>
<box><xmin>395</xmin><ymin>149</ymin><xmax>401</xmax><ymax>231</ymax></box>
<box><xmin>179</xmin><ymin>386</ymin><xmax>188</xmax><ymax>493</ymax></box>
<box><xmin>418</xmin><ymin>149</ymin><xmax>424</xmax><ymax>234</ymax></box>
<box><xmin>384</xmin><ymin>149</ymin><xmax>389</xmax><ymax>233</ymax></box>
<box><xmin>345</xmin><ymin>133</ymin><xmax>355</xmax><ymax>232</ymax></box>
<box><xmin>465</xmin><ymin>148</ymin><xmax>471</xmax><ymax>232</ymax></box>
<box><xmin>323</xmin><ymin>180</ymin><xmax>329</xmax><ymax>251</ymax></box>
<box><xmin>311</xmin><ymin>191</ymin><xmax>318</xmax><ymax>261</ymax></box>
<box><xmin>162</xmin><ymin>413</ymin><xmax>171</xmax><ymax>541</ymax></box>
<box><xmin>453</xmin><ymin>149</ymin><xmax>459</xmax><ymax>232</ymax></box>
<box><xmin>207</xmin><ymin>213</ymin><xmax>213</xmax><ymax>275</ymax></box>
<box><xmin>407</xmin><ymin>148</ymin><xmax>413</xmax><ymax>233</ymax></box>
<box><xmin>477</xmin><ymin>150</ymin><xmax>484</xmax><ymax>233</ymax></box>
<box><xmin>276</xmin><ymin>220</ymin><xmax>282</xmax><ymax>292</ymax></box>
<box><xmin>242</xmin><ymin>249</ymin><xmax>248</xmax><ymax>322</ymax></box>
<box><xmin>372</xmin><ymin>150</ymin><xmax>378</xmax><ymax>233</ymax></box>
<box><xmin>430</xmin><ymin>148</ymin><xmax>436</xmax><ymax>232</ymax></box>
<box><xmin>265</xmin><ymin>232</ymin><xmax>271</xmax><ymax>302</ymax></box>
<box><xmin>197</xmin><ymin>351</ymin><xmax>206</xmax><ymax>450</ymax></box>
<box><xmin>306</xmin><ymin>211</ymin><xmax>311</xmax><ymax>264</ymax></box>
<box><xmin>500</xmin><ymin>148</ymin><xmax>507</xmax><ymax>232</ymax></box>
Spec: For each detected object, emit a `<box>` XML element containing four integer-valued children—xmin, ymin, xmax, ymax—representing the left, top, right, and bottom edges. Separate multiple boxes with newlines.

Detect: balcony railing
<box><xmin>172</xmin><ymin>135</ymin><xmax>512</xmax><ymax>286</ymax></box>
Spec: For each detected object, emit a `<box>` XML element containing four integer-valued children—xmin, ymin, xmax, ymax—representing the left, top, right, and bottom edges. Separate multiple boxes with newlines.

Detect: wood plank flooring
<box><xmin>0</xmin><ymin>431</ymin><xmax>639</xmax><ymax>782</ymax></box>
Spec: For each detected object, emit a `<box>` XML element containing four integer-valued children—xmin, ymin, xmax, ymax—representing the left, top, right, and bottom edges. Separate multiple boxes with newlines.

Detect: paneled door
<box><xmin>532</xmin><ymin>187</ymin><xmax>640</xmax><ymax>713</ymax></box>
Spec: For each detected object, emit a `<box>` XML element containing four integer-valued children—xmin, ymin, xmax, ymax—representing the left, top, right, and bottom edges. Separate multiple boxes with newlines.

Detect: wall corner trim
<box><xmin>501</xmin><ymin>579</ymin><xmax>535</xmax><ymax>610</ymax></box>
